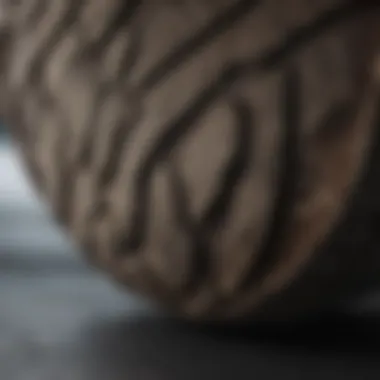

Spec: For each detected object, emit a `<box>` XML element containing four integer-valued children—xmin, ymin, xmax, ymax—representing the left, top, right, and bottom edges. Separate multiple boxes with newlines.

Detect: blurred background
<box><xmin>0</xmin><ymin>124</ymin><xmax>74</xmax><ymax>257</ymax></box>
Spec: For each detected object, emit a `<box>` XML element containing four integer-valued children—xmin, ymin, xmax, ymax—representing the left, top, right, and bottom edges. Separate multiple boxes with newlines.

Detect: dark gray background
<box><xmin>1</xmin><ymin>130</ymin><xmax>380</xmax><ymax>380</ymax></box>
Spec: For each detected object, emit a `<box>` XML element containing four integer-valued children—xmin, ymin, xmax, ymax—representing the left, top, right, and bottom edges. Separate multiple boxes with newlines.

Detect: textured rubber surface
<box><xmin>1</xmin><ymin>0</ymin><xmax>380</xmax><ymax>320</ymax></box>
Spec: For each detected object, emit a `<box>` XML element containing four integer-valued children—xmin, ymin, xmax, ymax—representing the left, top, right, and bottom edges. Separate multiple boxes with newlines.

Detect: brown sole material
<box><xmin>1</xmin><ymin>0</ymin><xmax>380</xmax><ymax>321</ymax></box>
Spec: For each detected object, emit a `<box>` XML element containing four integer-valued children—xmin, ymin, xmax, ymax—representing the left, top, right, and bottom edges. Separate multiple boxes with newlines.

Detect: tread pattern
<box><xmin>1</xmin><ymin>0</ymin><xmax>380</xmax><ymax>320</ymax></box>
